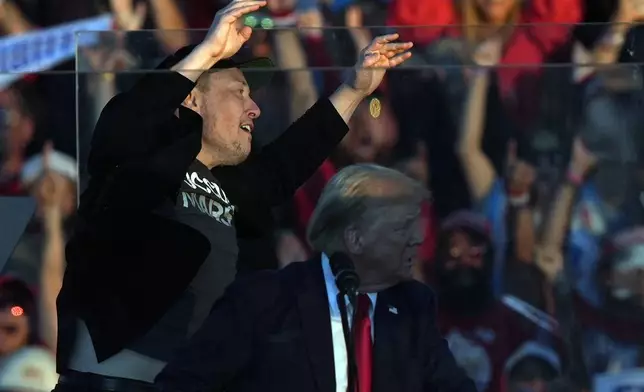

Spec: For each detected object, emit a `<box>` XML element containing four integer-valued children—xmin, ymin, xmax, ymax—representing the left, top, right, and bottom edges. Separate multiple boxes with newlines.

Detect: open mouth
<box><xmin>240</xmin><ymin>124</ymin><xmax>253</xmax><ymax>134</ymax></box>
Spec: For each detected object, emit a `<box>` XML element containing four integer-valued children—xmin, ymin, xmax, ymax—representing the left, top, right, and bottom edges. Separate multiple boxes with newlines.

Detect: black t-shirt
<box><xmin>129</xmin><ymin>161</ymin><xmax>239</xmax><ymax>361</ymax></box>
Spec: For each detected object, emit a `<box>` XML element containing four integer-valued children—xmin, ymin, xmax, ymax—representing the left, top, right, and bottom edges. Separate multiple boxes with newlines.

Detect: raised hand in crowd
<box><xmin>535</xmin><ymin>244</ymin><xmax>565</xmax><ymax>284</ymax></box>
<box><xmin>465</xmin><ymin>36</ymin><xmax>503</xmax><ymax>81</ymax></box>
<box><xmin>110</xmin><ymin>0</ymin><xmax>148</xmax><ymax>31</ymax></box>
<box><xmin>34</xmin><ymin>142</ymin><xmax>72</xmax><ymax>221</ymax></box>
<box><xmin>0</xmin><ymin>0</ymin><xmax>35</xmax><ymax>34</ymax></box>
<box><xmin>472</xmin><ymin>36</ymin><xmax>503</xmax><ymax>68</ymax></box>
<box><xmin>109</xmin><ymin>0</ymin><xmax>189</xmax><ymax>52</ymax></box>
<box><xmin>83</xmin><ymin>41</ymin><xmax>139</xmax><ymax>74</ymax></box>
<box><xmin>296</xmin><ymin>8</ymin><xmax>324</xmax><ymax>31</ymax></box>
<box><xmin>615</xmin><ymin>0</ymin><xmax>644</xmax><ymax>24</ymax></box>
<box><xmin>457</xmin><ymin>36</ymin><xmax>502</xmax><ymax>202</ymax></box>
<box><xmin>33</xmin><ymin>142</ymin><xmax>70</xmax><ymax>352</ymax></box>
<box><xmin>568</xmin><ymin>137</ymin><xmax>598</xmax><ymax>181</ymax></box>
<box><xmin>537</xmin><ymin>138</ymin><xmax>597</xmax><ymax>284</ymax></box>
<box><xmin>585</xmin><ymin>0</ymin><xmax>644</xmax><ymax>68</ymax></box>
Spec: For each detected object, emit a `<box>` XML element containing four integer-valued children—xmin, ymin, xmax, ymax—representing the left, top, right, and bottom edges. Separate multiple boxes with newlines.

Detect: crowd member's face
<box><xmin>0</xmin><ymin>307</ymin><xmax>29</xmax><ymax>357</ymax></box>
<box><xmin>0</xmin><ymin>90</ymin><xmax>33</xmax><ymax>162</ymax></box>
<box><xmin>350</xmin><ymin>203</ymin><xmax>424</xmax><ymax>291</ymax></box>
<box><xmin>434</xmin><ymin>228</ymin><xmax>492</xmax><ymax>313</ymax></box>
<box><xmin>474</xmin><ymin>0</ymin><xmax>517</xmax><ymax>23</ymax></box>
<box><xmin>192</xmin><ymin>69</ymin><xmax>261</xmax><ymax>167</ymax></box>
<box><xmin>442</xmin><ymin>230</ymin><xmax>486</xmax><ymax>270</ymax></box>
<box><xmin>342</xmin><ymin>99</ymin><xmax>398</xmax><ymax>163</ymax></box>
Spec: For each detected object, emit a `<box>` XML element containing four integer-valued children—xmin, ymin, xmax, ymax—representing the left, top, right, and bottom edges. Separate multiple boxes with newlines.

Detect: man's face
<box><xmin>342</xmin><ymin>99</ymin><xmax>398</xmax><ymax>163</ymax></box>
<box><xmin>0</xmin><ymin>307</ymin><xmax>29</xmax><ymax>357</ymax></box>
<box><xmin>358</xmin><ymin>204</ymin><xmax>424</xmax><ymax>287</ymax></box>
<box><xmin>434</xmin><ymin>229</ymin><xmax>492</xmax><ymax>312</ymax></box>
<box><xmin>442</xmin><ymin>230</ymin><xmax>487</xmax><ymax>271</ymax></box>
<box><xmin>196</xmin><ymin>69</ymin><xmax>261</xmax><ymax>166</ymax></box>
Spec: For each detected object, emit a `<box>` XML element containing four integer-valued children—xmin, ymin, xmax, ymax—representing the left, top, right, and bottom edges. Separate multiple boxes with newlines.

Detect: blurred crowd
<box><xmin>1</xmin><ymin>0</ymin><xmax>644</xmax><ymax>391</ymax></box>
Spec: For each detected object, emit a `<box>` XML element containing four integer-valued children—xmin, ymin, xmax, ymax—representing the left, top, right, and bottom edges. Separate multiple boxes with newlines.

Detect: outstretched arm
<box><xmin>233</xmin><ymin>33</ymin><xmax>413</xmax><ymax>206</ymax></box>
<box><xmin>456</xmin><ymin>39</ymin><xmax>502</xmax><ymax>202</ymax></box>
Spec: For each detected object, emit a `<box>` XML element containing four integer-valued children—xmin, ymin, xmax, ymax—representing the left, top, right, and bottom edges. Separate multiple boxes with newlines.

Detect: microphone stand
<box><xmin>337</xmin><ymin>291</ymin><xmax>359</xmax><ymax>392</ymax></box>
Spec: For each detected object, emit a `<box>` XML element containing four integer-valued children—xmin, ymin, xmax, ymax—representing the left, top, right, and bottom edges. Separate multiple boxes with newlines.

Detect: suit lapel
<box><xmin>294</xmin><ymin>258</ymin><xmax>335</xmax><ymax>392</ymax></box>
<box><xmin>373</xmin><ymin>287</ymin><xmax>409</xmax><ymax>392</ymax></box>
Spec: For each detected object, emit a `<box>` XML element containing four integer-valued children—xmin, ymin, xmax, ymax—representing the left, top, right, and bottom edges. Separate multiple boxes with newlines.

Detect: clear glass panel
<box><xmin>0</xmin><ymin>22</ymin><xmax>634</xmax><ymax>387</ymax></box>
<box><xmin>4</xmin><ymin>18</ymin><xmax>644</xmax><ymax>386</ymax></box>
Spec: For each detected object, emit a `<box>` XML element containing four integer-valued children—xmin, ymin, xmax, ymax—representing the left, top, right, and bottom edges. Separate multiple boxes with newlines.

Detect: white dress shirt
<box><xmin>321</xmin><ymin>253</ymin><xmax>377</xmax><ymax>392</ymax></box>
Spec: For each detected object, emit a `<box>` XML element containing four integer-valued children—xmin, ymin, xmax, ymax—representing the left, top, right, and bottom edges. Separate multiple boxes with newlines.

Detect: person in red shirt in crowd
<box><xmin>428</xmin><ymin>210</ymin><xmax>561</xmax><ymax>392</ymax></box>
<box><xmin>387</xmin><ymin>0</ymin><xmax>582</xmax><ymax>126</ymax></box>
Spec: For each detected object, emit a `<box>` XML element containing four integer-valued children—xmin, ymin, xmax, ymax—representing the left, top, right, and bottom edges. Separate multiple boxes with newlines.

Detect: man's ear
<box><xmin>343</xmin><ymin>225</ymin><xmax>364</xmax><ymax>255</ymax></box>
<box><xmin>182</xmin><ymin>90</ymin><xmax>199</xmax><ymax>111</ymax></box>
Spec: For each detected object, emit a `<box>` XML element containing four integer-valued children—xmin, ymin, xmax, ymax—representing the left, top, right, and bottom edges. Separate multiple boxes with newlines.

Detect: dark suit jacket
<box><xmin>155</xmin><ymin>258</ymin><xmax>477</xmax><ymax>392</ymax></box>
<box><xmin>56</xmin><ymin>55</ymin><xmax>349</xmax><ymax>370</ymax></box>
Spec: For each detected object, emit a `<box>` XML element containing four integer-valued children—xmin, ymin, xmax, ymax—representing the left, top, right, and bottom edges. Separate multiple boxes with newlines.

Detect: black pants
<box><xmin>53</xmin><ymin>370</ymin><xmax>157</xmax><ymax>392</ymax></box>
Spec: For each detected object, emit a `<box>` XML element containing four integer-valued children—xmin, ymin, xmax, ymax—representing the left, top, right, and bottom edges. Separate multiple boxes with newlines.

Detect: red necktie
<box><xmin>354</xmin><ymin>294</ymin><xmax>372</xmax><ymax>392</ymax></box>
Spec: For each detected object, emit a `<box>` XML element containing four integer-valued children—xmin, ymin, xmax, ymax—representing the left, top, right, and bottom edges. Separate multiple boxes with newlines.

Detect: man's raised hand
<box><xmin>204</xmin><ymin>0</ymin><xmax>267</xmax><ymax>61</ymax></box>
<box><xmin>347</xmin><ymin>33</ymin><xmax>413</xmax><ymax>96</ymax></box>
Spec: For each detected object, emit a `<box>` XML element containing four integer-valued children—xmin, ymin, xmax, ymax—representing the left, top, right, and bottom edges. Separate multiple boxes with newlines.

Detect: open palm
<box><xmin>109</xmin><ymin>0</ymin><xmax>147</xmax><ymax>31</ymax></box>
<box><xmin>350</xmin><ymin>33</ymin><xmax>413</xmax><ymax>95</ymax></box>
<box><xmin>205</xmin><ymin>0</ymin><xmax>267</xmax><ymax>60</ymax></box>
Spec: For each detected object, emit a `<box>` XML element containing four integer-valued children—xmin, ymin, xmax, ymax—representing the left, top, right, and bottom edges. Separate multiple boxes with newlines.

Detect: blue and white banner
<box><xmin>0</xmin><ymin>13</ymin><xmax>113</xmax><ymax>88</ymax></box>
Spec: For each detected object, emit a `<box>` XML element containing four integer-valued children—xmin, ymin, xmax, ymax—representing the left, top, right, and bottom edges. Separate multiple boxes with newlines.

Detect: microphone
<box><xmin>329</xmin><ymin>253</ymin><xmax>360</xmax><ymax>298</ymax></box>
<box><xmin>330</xmin><ymin>253</ymin><xmax>360</xmax><ymax>392</ymax></box>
